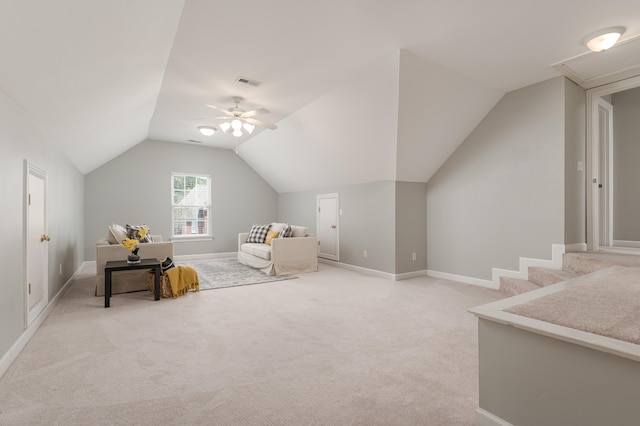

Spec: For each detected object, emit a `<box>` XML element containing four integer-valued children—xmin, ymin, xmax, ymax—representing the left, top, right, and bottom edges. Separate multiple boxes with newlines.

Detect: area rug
<box><xmin>182</xmin><ymin>258</ymin><xmax>297</xmax><ymax>291</ymax></box>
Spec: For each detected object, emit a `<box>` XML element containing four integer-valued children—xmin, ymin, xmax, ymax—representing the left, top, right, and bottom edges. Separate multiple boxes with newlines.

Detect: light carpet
<box><xmin>506</xmin><ymin>266</ymin><xmax>640</xmax><ymax>345</ymax></box>
<box><xmin>182</xmin><ymin>258</ymin><xmax>297</xmax><ymax>290</ymax></box>
<box><xmin>0</xmin><ymin>263</ymin><xmax>504</xmax><ymax>426</ymax></box>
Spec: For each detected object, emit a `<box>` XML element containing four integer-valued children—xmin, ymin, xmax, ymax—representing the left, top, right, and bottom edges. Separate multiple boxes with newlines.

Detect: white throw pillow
<box><xmin>290</xmin><ymin>225</ymin><xmax>308</xmax><ymax>237</ymax></box>
<box><xmin>270</xmin><ymin>222</ymin><xmax>286</xmax><ymax>232</ymax></box>
<box><xmin>108</xmin><ymin>224</ymin><xmax>128</xmax><ymax>244</ymax></box>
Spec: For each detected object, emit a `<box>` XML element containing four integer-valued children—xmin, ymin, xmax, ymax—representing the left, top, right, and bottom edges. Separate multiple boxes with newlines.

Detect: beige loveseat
<box><xmin>237</xmin><ymin>223</ymin><xmax>317</xmax><ymax>276</ymax></box>
<box><xmin>95</xmin><ymin>234</ymin><xmax>174</xmax><ymax>296</ymax></box>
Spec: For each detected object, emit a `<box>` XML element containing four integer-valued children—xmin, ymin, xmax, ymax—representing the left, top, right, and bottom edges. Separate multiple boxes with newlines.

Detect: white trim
<box><xmin>475</xmin><ymin>408</ymin><xmax>514</xmax><ymax>426</ymax></box>
<box><xmin>316</xmin><ymin>193</ymin><xmax>340</xmax><ymax>261</ymax></box>
<box><xmin>395</xmin><ymin>270</ymin><xmax>427</xmax><ymax>280</ymax></box>
<box><xmin>565</xmin><ymin>243</ymin><xmax>587</xmax><ymax>252</ymax></box>
<box><xmin>428</xmin><ymin>244</ymin><xmax>567</xmax><ymax>291</ymax></box>
<box><xmin>174</xmin><ymin>252</ymin><xmax>236</xmax><ymax>263</ymax></box>
<box><xmin>586</xmin><ymin>75</ymin><xmax>640</xmax><ymax>251</ymax></box>
<box><xmin>597</xmin><ymin>98</ymin><xmax>614</xmax><ymax>247</ymax></box>
<box><xmin>171</xmin><ymin>236</ymin><xmax>213</xmax><ymax>243</ymax></box>
<box><xmin>427</xmin><ymin>269</ymin><xmax>497</xmax><ymax>289</ymax></box>
<box><xmin>318</xmin><ymin>258</ymin><xmax>396</xmax><ymax>280</ymax></box>
<box><xmin>491</xmin><ymin>244</ymin><xmax>565</xmax><ymax>286</ymax></box>
<box><xmin>1</xmin><ymin>264</ymin><xmax>78</xmax><ymax>379</ymax></box>
<box><xmin>24</xmin><ymin>161</ymin><xmax>49</xmax><ymax>327</ymax></box>
<box><xmin>612</xmin><ymin>240</ymin><xmax>640</xmax><ymax>249</ymax></box>
<box><xmin>321</xmin><ymin>244</ymin><xmax>568</xmax><ymax>290</ymax></box>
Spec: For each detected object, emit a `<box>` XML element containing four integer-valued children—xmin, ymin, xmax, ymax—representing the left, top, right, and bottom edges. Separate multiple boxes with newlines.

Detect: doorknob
<box><xmin>40</xmin><ymin>235</ymin><xmax>51</xmax><ymax>242</ymax></box>
<box><xmin>331</xmin><ymin>225</ymin><xmax>336</xmax><ymax>229</ymax></box>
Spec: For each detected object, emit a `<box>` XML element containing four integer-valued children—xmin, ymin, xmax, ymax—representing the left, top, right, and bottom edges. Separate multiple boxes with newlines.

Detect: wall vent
<box><xmin>188</xmin><ymin>139</ymin><xmax>203</xmax><ymax>144</ymax></box>
<box><xmin>236</xmin><ymin>76</ymin><xmax>262</xmax><ymax>87</ymax></box>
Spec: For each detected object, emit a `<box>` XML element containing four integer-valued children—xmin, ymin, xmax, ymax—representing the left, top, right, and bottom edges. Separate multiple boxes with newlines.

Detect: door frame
<box><xmin>24</xmin><ymin>160</ymin><xmax>48</xmax><ymax>326</ymax></box>
<box><xmin>316</xmin><ymin>193</ymin><xmax>339</xmax><ymax>261</ymax></box>
<box><xmin>586</xmin><ymin>74</ymin><xmax>640</xmax><ymax>251</ymax></box>
<box><xmin>597</xmin><ymin>97</ymin><xmax>613</xmax><ymax>247</ymax></box>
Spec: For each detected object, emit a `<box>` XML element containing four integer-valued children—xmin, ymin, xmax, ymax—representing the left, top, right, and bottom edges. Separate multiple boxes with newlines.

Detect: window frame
<box><xmin>170</xmin><ymin>172</ymin><xmax>212</xmax><ymax>241</ymax></box>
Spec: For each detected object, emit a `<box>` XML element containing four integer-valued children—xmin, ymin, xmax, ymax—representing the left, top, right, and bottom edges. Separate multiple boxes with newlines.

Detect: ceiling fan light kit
<box><xmin>584</xmin><ymin>26</ymin><xmax>625</xmax><ymax>52</ymax></box>
<box><xmin>201</xmin><ymin>96</ymin><xmax>278</xmax><ymax>138</ymax></box>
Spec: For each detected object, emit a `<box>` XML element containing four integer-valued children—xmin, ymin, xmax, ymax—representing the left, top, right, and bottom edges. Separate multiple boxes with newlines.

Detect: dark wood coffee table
<box><xmin>104</xmin><ymin>258</ymin><xmax>161</xmax><ymax>308</ymax></box>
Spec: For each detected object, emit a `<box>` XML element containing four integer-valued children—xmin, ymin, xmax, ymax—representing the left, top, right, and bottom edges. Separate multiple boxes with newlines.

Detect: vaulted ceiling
<box><xmin>2</xmin><ymin>1</ymin><xmax>640</xmax><ymax>192</ymax></box>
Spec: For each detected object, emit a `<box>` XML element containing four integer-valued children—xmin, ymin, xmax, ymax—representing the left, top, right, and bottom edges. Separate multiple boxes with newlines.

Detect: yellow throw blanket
<box><xmin>164</xmin><ymin>266</ymin><xmax>199</xmax><ymax>298</ymax></box>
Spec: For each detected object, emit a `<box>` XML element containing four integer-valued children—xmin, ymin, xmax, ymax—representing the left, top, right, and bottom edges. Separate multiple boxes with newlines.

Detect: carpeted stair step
<box><xmin>500</xmin><ymin>277</ymin><xmax>541</xmax><ymax>296</ymax></box>
<box><xmin>562</xmin><ymin>252</ymin><xmax>640</xmax><ymax>275</ymax></box>
<box><xmin>528</xmin><ymin>266</ymin><xmax>578</xmax><ymax>287</ymax></box>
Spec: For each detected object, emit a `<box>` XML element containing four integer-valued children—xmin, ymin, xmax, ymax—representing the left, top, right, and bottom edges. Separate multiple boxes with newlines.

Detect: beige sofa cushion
<box><xmin>241</xmin><ymin>243</ymin><xmax>272</xmax><ymax>260</ymax></box>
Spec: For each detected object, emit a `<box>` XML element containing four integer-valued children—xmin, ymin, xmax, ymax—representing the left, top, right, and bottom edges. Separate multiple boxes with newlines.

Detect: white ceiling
<box><xmin>2</xmin><ymin>1</ymin><xmax>640</xmax><ymax>190</ymax></box>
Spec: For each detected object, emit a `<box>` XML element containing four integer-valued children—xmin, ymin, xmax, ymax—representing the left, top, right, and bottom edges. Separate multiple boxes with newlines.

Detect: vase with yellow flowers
<box><xmin>122</xmin><ymin>238</ymin><xmax>141</xmax><ymax>263</ymax></box>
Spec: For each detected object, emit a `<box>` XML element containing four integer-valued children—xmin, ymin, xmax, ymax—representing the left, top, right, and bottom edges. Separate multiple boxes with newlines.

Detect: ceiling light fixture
<box><xmin>584</xmin><ymin>26</ymin><xmax>625</xmax><ymax>52</ymax></box>
<box><xmin>207</xmin><ymin>96</ymin><xmax>277</xmax><ymax>138</ymax></box>
<box><xmin>198</xmin><ymin>126</ymin><xmax>216</xmax><ymax>136</ymax></box>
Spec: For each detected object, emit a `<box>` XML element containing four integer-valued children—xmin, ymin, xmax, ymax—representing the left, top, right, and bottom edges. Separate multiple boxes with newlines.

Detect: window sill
<box><xmin>171</xmin><ymin>235</ymin><xmax>213</xmax><ymax>243</ymax></box>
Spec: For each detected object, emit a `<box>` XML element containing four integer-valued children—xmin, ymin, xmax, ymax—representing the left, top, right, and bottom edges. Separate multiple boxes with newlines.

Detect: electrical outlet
<box><xmin>363</xmin><ymin>250</ymin><xmax>368</xmax><ymax>258</ymax></box>
<box><xmin>412</xmin><ymin>252</ymin><xmax>417</xmax><ymax>261</ymax></box>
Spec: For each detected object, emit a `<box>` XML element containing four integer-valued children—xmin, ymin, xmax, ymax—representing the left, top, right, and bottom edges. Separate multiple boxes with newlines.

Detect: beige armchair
<box><xmin>95</xmin><ymin>235</ymin><xmax>174</xmax><ymax>296</ymax></box>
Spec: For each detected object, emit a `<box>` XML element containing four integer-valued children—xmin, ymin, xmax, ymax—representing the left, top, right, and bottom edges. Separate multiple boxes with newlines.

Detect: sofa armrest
<box><xmin>238</xmin><ymin>232</ymin><xmax>249</xmax><ymax>251</ymax></box>
<box><xmin>270</xmin><ymin>236</ymin><xmax>318</xmax><ymax>261</ymax></box>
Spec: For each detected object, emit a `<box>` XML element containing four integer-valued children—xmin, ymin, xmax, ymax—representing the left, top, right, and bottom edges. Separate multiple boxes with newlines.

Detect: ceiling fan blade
<box><xmin>241</xmin><ymin>108</ymin><xmax>270</xmax><ymax>118</ymax></box>
<box><xmin>205</xmin><ymin>104</ymin><xmax>234</xmax><ymax>116</ymax></box>
<box><xmin>244</xmin><ymin>117</ymin><xmax>277</xmax><ymax>130</ymax></box>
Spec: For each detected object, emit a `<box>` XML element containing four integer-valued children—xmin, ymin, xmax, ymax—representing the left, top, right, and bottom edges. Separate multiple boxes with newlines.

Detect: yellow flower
<box><xmin>137</xmin><ymin>226</ymin><xmax>149</xmax><ymax>239</ymax></box>
<box><xmin>121</xmin><ymin>238</ymin><xmax>139</xmax><ymax>252</ymax></box>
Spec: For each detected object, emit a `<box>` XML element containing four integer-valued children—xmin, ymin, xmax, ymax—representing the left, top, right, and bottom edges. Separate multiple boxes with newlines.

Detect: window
<box><xmin>171</xmin><ymin>173</ymin><xmax>211</xmax><ymax>239</ymax></box>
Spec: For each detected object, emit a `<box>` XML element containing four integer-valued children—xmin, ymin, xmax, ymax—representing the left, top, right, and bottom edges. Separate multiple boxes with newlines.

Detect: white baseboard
<box><xmin>428</xmin><ymin>243</ymin><xmax>574</xmax><ymax>291</ymax></box>
<box><xmin>427</xmin><ymin>269</ymin><xmax>497</xmax><ymax>289</ymax></box>
<box><xmin>317</xmin><ymin>258</ymin><xmax>398</xmax><ymax>280</ymax></box>
<box><xmin>476</xmin><ymin>408</ymin><xmax>514</xmax><ymax>426</ymax></box>
<box><xmin>0</xmin><ymin>266</ymin><xmax>79</xmax><ymax>379</ymax></box>
<box><xmin>565</xmin><ymin>242</ymin><xmax>587</xmax><ymax>252</ymax></box>
<box><xmin>491</xmin><ymin>243</ymin><xmax>565</xmax><ymax>287</ymax></box>
<box><xmin>394</xmin><ymin>270</ymin><xmax>428</xmax><ymax>280</ymax></box>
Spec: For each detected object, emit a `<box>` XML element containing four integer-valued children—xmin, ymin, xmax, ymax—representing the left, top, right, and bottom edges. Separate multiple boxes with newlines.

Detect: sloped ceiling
<box><xmin>2</xmin><ymin>1</ymin><xmax>640</xmax><ymax>191</ymax></box>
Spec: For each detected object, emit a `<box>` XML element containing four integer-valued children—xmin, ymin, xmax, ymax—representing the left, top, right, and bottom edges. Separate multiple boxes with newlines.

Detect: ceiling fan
<box><xmin>205</xmin><ymin>96</ymin><xmax>277</xmax><ymax>137</ymax></box>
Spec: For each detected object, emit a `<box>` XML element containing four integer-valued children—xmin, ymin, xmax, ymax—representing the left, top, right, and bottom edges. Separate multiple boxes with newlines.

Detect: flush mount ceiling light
<box><xmin>584</xmin><ymin>26</ymin><xmax>625</xmax><ymax>52</ymax></box>
<box><xmin>198</xmin><ymin>126</ymin><xmax>217</xmax><ymax>136</ymax></box>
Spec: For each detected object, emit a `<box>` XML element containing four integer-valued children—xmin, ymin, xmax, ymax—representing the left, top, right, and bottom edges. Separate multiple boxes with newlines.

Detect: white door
<box><xmin>317</xmin><ymin>193</ymin><xmax>339</xmax><ymax>261</ymax></box>
<box><xmin>597</xmin><ymin>99</ymin><xmax>613</xmax><ymax>248</ymax></box>
<box><xmin>25</xmin><ymin>162</ymin><xmax>48</xmax><ymax>325</ymax></box>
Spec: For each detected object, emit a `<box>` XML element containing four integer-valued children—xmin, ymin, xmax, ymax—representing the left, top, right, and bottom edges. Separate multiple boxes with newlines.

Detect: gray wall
<box><xmin>84</xmin><ymin>140</ymin><xmax>277</xmax><ymax>260</ymax></box>
<box><xmin>0</xmin><ymin>88</ymin><xmax>84</xmax><ymax>359</ymax></box>
<box><xmin>564</xmin><ymin>79</ymin><xmax>586</xmax><ymax>245</ymax></box>
<box><xmin>478</xmin><ymin>319</ymin><xmax>640</xmax><ymax>426</ymax></box>
<box><xmin>426</xmin><ymin>77</ymin><xmax>566</xmax><ymax>280</ymax></box>
<box><xmin>395</xmin><ymin>181</ymin><xmax>427</xmax><ymax>273</ymax></box>
<box><xmin>279</xmin><ymin>181</ymin><xmax>397</xmax><ymax>274</ymax></box>
<box><xmin>612</xmin><ymin>87</ymin><xmax>640</xmax><ymax>241</ymax></box>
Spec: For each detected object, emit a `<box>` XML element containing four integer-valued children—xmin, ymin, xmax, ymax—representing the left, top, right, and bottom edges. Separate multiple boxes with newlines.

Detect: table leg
<box><xmin>154</xmin><ymin>266</ymin><xmax>161</xmax><ymax>301</ymax></box>
<box><xmin>105</xmin><ymin>270</ymin><xmax>111</xmax><ymax>308</ymax></box>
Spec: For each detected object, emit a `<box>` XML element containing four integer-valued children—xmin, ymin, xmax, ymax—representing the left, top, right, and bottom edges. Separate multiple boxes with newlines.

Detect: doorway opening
<box><xmin>586</xmin><ymin>74</ymin><xmax>640</xmax><ymax>253</ymax></box>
